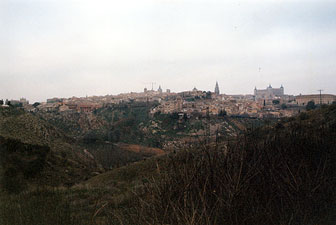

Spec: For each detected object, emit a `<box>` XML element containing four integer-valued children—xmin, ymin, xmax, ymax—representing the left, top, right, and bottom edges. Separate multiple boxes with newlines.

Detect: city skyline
<box><xmin>1</xmin><ymin>0</ymin><xmax>336</xmax><ymax>102</ymax></box>
<box><xmin>0</xmin><ymin>82</ymin><xmax>329</xmax><ymax>104</ymax></box>
<box><xmin>0</xmin><ymin>79</ymin><xmax>333</xmax><ymax>103</ymax></box>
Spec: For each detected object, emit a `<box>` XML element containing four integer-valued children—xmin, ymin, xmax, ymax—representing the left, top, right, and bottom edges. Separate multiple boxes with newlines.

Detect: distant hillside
<box><xmin>0</xmin><ymin>107</ymin><xmax>102</xmax><ymax>189</ymax></box>
<box><xmin>36</xmin><ymin>102</ymin><xmax>267</xmax><ymax>150</ymax></box>
<box><xmin>0</xmin><ymin>108</ymin><xmax>67</xmax><ymax>145</ymax></box>
<box><xmin>0</xmin><ymin>107</ymin><xmax>167</xmax><ymax>190</ymax></box>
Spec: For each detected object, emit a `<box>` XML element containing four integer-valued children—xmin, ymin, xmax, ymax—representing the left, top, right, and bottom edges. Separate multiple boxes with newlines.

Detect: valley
<box><xmin>0</xmin><ymin>103</ymin><xmax>335</xmax><ymax>224</ymax></box>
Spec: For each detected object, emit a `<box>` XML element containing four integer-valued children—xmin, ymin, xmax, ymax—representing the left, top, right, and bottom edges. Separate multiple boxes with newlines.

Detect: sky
<box><xmin>1</xmin><ymin>0</ymin><xmax>336</xmax><ymax>103</ymax></box>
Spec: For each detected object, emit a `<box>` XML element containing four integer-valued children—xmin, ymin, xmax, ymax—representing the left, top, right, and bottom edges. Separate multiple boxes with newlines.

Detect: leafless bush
<box><xmin>116</xmin><ymin>108</ymin><xmax>336</xmax><ymax>225</ymax></box>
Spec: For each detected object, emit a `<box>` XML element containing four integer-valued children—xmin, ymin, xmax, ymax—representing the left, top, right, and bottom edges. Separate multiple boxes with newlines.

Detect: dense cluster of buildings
<box><xmin>2</xmin><ymin>82</ymin><xmax>335</xmax><ymax>118</ymax></box>
<box><xmin>0</xmin><ymin>98</ymin><xmax>29</xmax><ymax>107</ymax></box>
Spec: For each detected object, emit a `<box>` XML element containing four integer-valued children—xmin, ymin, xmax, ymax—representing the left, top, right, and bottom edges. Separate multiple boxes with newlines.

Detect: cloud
<box><xmin>0</xmin><ymin>0</ymin><xmax>336</xmax><ymax>102</ymax></box>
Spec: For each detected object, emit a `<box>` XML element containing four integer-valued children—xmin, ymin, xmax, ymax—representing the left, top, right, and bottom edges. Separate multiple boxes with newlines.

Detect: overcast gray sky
<box><xmin>1</xmin><ymin>0</ymin><xmax>336</xmax><ymax>102</ymax></box>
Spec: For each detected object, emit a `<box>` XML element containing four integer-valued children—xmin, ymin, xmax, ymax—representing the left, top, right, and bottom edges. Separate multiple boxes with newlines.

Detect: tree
<box><xmin>170</xmin><ymin>112</ymin><xmax>179</xmax><ymax>120</ymax></box>
<box><xmin>306</xmin><ymin>101</ymin><xmax>316</xmax><ymax>111</ymax></box>
<box><xmin>0</xmin><ymin>99</ymin><xmax>3</xmax><ymax>105</ymax></box>
<box><xmin>272</xmin><ymin>100</ymin><xmax>280</xmax><ymax>105</ymax></box>
<box><xmin>206</xmin><ymin>91</ymin><xmax>212</xmax><ymax>99</ymax></box>
<box><xmin>218</xmin><ymin>109</ymin><xmax>227</xmax><ymax>117</ymax></box>
<box><xmin>33</xmin><ymin>102</ymin><xmax>40</xmax><ymax>107</ymax></box>
<box><xmin>154</xmin><ymin>111</ymin><xmax>161</xmax><ymax>117</ymax></box>
<box><xmin>281</xmin><ymin>104</ymin><xmax>287</xmax><ymax>109</ymax></box>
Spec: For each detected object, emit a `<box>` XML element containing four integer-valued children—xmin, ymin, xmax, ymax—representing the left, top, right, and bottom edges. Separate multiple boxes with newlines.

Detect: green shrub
<box><xmin>306</xmin><ymin>100</ymin><xmax>316</xmax><ymax>110</ymax></box>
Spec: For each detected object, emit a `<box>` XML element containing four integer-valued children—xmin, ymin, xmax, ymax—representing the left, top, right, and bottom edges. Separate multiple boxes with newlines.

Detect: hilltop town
<box><xmin>2</xmin><ymin>83</ymin><xmax>335</xmax><ymax>119</ymax></box>
<box><xmin>1</xmin><ymin>89</ymin><xmax>335</xmax><ymax>225</ymax></box>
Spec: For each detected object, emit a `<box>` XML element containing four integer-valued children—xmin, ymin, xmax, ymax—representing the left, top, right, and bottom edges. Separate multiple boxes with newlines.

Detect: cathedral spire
<box><xmin>214</xmin><ymin>81</ymin><xmax>220</xmax><ymax>95</ymax></box>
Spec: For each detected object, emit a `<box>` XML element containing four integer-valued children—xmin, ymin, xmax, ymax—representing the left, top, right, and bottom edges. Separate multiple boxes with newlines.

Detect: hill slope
<box><xmin>84</xmin><ymin>104</ymin><xmax>336</xmax><ymax>225</ymax></box>
<box><xmin>1</xmin><ymin>105</ymin><xmax>335</xmax><ymax>225</ymax></box>
<box><xmin>0</xmin><ymin>107</ymin><xmax>101</xmax><ymax>188</ymax></box>
<box><xmin>0</xmin><ymin>107</ymin><xmax>166</xmax><ymax>189</ymax></box>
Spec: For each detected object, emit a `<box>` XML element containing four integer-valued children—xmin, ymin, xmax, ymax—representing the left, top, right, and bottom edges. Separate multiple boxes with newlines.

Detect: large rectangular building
<box><xmin>254</xmin><ymin>85</ymin><xmax>284</xmax><ymax>100</ymax></box>
<box><xmin>295</xmin><ymin>94</ymin><xmax>336</xmax><ymax>106</ymax></box>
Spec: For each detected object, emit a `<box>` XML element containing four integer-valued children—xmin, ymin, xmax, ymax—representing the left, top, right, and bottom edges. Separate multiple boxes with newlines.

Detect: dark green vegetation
<box><xmin>1</xmin><ymin>104</ymin><xmax>335</xmax><ymax>224</ymax></box>
<box><xmin>306</xmin><ymin>100</ymin><xmax>317</xmax><ymax>110</ymax></box>
<box><xmin>0</xmin><ymin>136</ymin><xmax>50</xmax><ymax>193</ymax></box>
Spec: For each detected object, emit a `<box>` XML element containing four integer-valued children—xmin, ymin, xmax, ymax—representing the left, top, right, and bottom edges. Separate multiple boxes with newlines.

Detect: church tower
<box><xmin>280</xmin><ymin>84</ymin><xmax>284</xmax><ymax>95</ymax></box>
<box><xmin>158</xmin><ymin>85</ymin><xmax>162</xmax><ymax>94</ymax></box>
<box><xmin>214</xmin><ymin>81</ymin><xmax>220</xmax><ymax>95</ymax></box>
